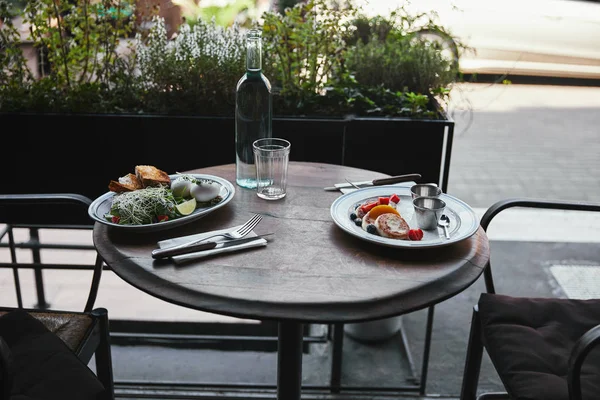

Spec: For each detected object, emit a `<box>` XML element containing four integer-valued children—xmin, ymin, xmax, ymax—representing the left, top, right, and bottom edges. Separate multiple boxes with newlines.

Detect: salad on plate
<box><xmin>104</xmin><ymin>165</ymin><xmax>223</xmax><ymax>226</ymax></box>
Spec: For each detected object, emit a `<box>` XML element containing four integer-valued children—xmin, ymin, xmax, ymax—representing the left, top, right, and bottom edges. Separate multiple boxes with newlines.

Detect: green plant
<box><xmin>24</xmin><ymin>0</ymin><xmax>134</xmax><ymax>86</ymax></box>
<box><xmin>0</xmin><ymin>0</ymin><xmax>137</xmax><ymax>112</ymax></box>
<box><xmin>0</xmin><ymin>0</ymin><xmax>460</xmax><ymax>118</ymax></box>
<box><xmin>340</xmin><ymin>5</ymin><xmax>462</xmax><ymax>113</ymax></box>
<box><xmin>0</xmin><ymin>1</ymin><xmax>34</xmax><ymax>86</ymax></box>
<box><xmin>134</xmin><ymin>16</ymin><xmax>245</xmax><ymax>115</ymax></box>
<box><xmin>276</xmin><ymin>0</ymin><xmax>302</xmax><ymax>14</ymax></box>
<box><xmin>260</xmin><ymin>0</ymin><xmax>458</xmax><ymax>118</ymax></box>
<box><xmin>344</xmin><ymin>33</ymin><xmax>456</xmax><ymax>96</ymax></box>
<box><xmin>261</xmin><ymin>0</ymin><xmax>351</xmax><ymax>103</ymax></box>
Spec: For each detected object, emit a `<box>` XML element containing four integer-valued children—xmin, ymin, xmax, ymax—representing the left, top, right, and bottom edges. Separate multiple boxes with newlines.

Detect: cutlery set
<box><xmin>323</xmin><ymin>173</ymin><xmax>422</xmax><ymax>191</ymax></box>
<box><xmin>152</xmin><ymin>214</ymin><xmax>269</xmax><ymax>259</ymax></box>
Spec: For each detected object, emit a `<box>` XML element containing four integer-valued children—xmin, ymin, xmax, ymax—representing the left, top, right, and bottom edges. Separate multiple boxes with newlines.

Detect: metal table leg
<box><xmin>277</xmin><ymin>322</ymin><xmax>303</xmax><ymax>400</ymax></box>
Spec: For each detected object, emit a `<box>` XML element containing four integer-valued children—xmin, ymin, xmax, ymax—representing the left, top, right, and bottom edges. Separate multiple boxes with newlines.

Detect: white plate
<box><xmin>88</xmin><ymin>174</ymin><xmax>235</xmax><ymax>232</ymax></box>
<box><xmin>330</xmin><ymin>186</ymin><xmax>479</xmax><ymax>249</ymax></box>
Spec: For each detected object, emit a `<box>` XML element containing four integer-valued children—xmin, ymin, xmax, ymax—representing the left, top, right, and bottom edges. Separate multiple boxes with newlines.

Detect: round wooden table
<box><xmin>93</xmin><ymin>162</ymin><xmax>490</xmax><ymax>400</ymax></box>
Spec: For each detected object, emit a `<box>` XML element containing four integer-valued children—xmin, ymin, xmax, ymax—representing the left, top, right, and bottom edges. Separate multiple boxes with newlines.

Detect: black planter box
<box><xmin>1</xmin><ymin>112</ymin><xmax>454</xmax><ymax>200</ymax></box>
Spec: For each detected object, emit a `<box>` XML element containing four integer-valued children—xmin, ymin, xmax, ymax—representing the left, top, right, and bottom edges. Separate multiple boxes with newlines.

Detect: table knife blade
<box><xmin>152</xmin><ymin>233</ymin><xmax>274</xmax><ymax>259</ymax></box>
<box><xmin>323</xmin><ymin>173</ymin><xmax>422</xmax><ymax>191</ymax></box>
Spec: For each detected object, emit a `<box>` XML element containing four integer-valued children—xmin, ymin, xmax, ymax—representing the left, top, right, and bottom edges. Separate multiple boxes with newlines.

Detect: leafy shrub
<box><xmin>344</xmin><ymin>7</ymin><xmax>460</xmax><ymax>96</ymax></box>
<box><xmin>134</xmin><ymin>16</ymin><xmax>245</xmax><ymax>115</ymax></box>
<box><xmin>345</xmin><ymin>34</ymin><xmax>456</xmax><ymax>96</ymax></box>
<box><xmin>0</xmin><ymin>0</ymin><xmax>136</xmax><ymax>112</ymax></box>
<box><xmin>261</xmin><ymin>0</ymin><xmax>350</xmax><ymax>112</ymax></box>
<box><xmin>0</xmin><ymin>0</ymin><xmax>461</xmax><ymax>118</ymax></box>
<box><xmin>260</xmin><ymin>0</ymin><xmax>459</xmax><ymax>118</ymax></box>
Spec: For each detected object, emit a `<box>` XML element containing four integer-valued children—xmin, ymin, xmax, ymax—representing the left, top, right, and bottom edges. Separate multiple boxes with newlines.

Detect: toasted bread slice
<box><xmin>135</xmin><ymin>165</ymin><xmax>171</xmax><ymax>188</ymax></box>
<box><xmin>108</xmin><ymin>173</ymin><xmax>143</xmax><ymax>193</ymax></box>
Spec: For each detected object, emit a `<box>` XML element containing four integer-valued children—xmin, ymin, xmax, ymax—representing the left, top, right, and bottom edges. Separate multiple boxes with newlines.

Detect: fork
<box><xmin>151</xmin><ymin>214</ymin><xmax>263</xmax><ymax>259</ymax></box>
<box><xmin>197</xmin><ymin>213</ymin><xmax>263</xmax><ymax>243</ymax></box>
<box><xmin>344</xmin><ymin>178</ymin><xmax>362</xmax><ymax>190</ymax></box>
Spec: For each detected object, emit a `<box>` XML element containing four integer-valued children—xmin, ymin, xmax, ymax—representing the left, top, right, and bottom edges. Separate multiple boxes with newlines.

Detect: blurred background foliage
<box><xmin>172</xmin><ymin>0</ymin><xmax>265</xmax><ymax>28</ymax></box>
<box><xmin>0</xmin><ymin>0</ymin><xmax>461</xmax><ymax>118</ymax></box>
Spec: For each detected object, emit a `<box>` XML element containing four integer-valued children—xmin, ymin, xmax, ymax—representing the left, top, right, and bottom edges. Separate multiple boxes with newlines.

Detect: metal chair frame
<box><xmin>459</xmin><ymin>198</ymin><xmax>600</xmax><ymax>400</ymax></box>
<box><xmin>0</xmin><ymin>193</ymin><xmax>115</xmax><ymax>400</ymax></box>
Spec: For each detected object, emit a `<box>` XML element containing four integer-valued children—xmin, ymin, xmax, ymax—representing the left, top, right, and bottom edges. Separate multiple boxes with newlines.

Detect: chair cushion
<box><xmin>0</xmin><ymin>310</ymin><xmax>105</xmax><ymax>400</ymax></box>
<box><xmin>479</xmin><ymin>293</ymin><xmax>600</xmax><ymax>400</ymax></box>
<box><xmin>0</xmin><ymin>310</ymin><xmax>92</xmax><ymax>353</ymax></box>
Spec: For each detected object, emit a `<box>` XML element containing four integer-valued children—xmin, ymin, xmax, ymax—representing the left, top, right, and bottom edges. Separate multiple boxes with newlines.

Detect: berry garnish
<box><xmin>359</xmin><ymin>201</ymin><xmax>379</xmax><ymax>214</ymax></box>
<box><xmin>366</xmin><ymin>224</ymin><xmax>378</xmax><ymax>235</ymax></box>
<box><xmin>378</xmin><ymin>196</ymin><xmax>389</xmax><ymax>205</ymax></box>
<box><xmin>408</xmin><ymin>229</ymin><xmax>424</xmax><ymax>241</ymax></box>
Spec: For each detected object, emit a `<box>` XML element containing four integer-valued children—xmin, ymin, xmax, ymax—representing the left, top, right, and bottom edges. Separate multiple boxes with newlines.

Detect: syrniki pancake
<box><xmin>375</xmin><ymin>213</ymin><xmax>410</xmax><ymax>239</ymax></box>
<box><xmin>361</xmin><ymin>204</ymin><xmax>399</xmax><ymax>231</ymax></box>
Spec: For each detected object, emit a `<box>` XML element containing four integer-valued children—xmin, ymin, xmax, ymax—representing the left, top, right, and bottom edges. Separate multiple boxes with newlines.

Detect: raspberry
<box><xmin>408</xmin><ymin>229</ymin><xmax>424</xmax><ymax>241</ymax></box>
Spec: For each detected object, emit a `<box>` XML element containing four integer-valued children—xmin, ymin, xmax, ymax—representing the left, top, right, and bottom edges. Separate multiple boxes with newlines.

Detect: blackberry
<box><xmin>350</xmin><ymin>212</ymin><xmax>357</xmax><ymax>221</ymax></box>
<box><xmin>354</xmin><ymin>218</ymin><xmax>362</xmax><ymax>226</ymax></box>
<box><xmin>366</xmin><ymin>224</ymin><xmax>378</xmax><ymax>235</ymax></box>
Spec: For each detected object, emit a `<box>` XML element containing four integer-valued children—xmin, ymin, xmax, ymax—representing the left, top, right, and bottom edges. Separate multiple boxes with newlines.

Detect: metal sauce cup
<box><xmin>410</xmin><ymin>183</ymin><xmax>442</xmax><ymax>200</ymax></box>
<box><xmin>413</xmin><ymin>196</ymin><xmax>446</xmax><ymax>230</ymax></box>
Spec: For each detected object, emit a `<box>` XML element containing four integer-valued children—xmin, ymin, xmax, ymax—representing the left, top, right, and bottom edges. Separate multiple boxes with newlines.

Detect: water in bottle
<box><xmin>235</xmin><ymin>29</ymin><xmax>272</xmax><ymax>189</ymax></box>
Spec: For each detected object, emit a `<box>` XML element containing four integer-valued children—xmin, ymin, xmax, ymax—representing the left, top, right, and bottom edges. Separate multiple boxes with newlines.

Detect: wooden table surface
<box><xmin>93</xmin><ymin>162</ymin><xmax>490</xmax><ymax>324</ymax></box>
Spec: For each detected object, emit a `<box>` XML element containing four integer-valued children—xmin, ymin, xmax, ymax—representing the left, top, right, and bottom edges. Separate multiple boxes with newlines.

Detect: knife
<box><xmin>323</xmin><ymin>173</ymin><xmax>422</xmax><ymax>191</ymax></box>
<box><xmin>152</xmin><ymin>233</ymin><xmax>274</xmax><ymax>259</ymax></box>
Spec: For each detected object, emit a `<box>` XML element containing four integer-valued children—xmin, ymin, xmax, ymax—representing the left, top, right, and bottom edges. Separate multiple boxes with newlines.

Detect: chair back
<box><xmin>0</xmin><ymin>193</ymin><xmax>94</xmax><ymax>227</ymax></box>
<box><xmin>0</xmin><ymin>193</ymin><xmax>104</xmax><ymax>312</ymax></box>
<box><xmin>478</xmin><ymin>197</ymin><xmax>600</xmax><ymax>294</ymax></box>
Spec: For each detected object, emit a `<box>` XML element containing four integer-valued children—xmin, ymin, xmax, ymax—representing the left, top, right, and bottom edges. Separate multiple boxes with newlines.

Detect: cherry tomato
<box><xmin>378</xmin><ymin>197</ymin><xmax>389</xmax><ymax>205</ymax></box>
<box><xmin>408</xmin><ymin>229</ymin><xmax>424</xmax><ymax>241</ymax></box>
<box><xmin>390</xmin><ymin>194</ymin><xmax>400</xmax><ymax>204</ymax></box>
<box><xmin>111</xmin><ymin>216</ymin><xmax>120</xmax><ymax>224</ymax></box>
<box><xmin>158</xmin><ymin>215</ymin><xmax>169</xmax><ymax>222</ymax></box>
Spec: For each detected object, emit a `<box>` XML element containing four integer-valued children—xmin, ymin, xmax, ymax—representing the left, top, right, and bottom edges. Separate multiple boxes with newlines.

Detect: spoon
<box><xmin>438</xmin><ymin>214</ymin><xmax>451</xmax><ymax>239</ymax></box>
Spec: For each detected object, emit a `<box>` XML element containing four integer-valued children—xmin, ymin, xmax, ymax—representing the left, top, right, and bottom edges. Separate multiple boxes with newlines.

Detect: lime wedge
<box><xmin>176</xmin><ymin>198</ymin><xmax>197</xmax><ymax>216</ymax></box>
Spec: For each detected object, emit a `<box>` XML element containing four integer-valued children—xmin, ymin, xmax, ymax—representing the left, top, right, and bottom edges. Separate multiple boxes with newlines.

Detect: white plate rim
<box><xmin>88</xmin><ymin>174</ymin><xmax>235</xmax><ymax>232</ymax></box>
<box><xmin>330</xmin><ymin>186</ymin><xmax>479</xmax><ymax>249</ymax></box>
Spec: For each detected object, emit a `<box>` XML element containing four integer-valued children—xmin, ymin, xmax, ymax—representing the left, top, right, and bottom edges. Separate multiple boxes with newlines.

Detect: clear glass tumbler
<box><xmin>252</xmin><ymin>138</ymin><xmax>291</xmax><ymax>200</ymax></box>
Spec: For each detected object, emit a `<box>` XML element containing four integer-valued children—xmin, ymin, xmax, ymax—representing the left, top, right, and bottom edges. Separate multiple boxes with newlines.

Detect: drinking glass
<box><xmin>252</xmin><ymin>138</ymin><xmax>291</xmax><ymax>200</ymax></box>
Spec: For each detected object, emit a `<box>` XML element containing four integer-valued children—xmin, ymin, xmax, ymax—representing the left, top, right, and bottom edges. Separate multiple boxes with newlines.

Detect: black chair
<box><xmin>460</xmin><ymin>198</ymin><xmax>600</xmax><ymax>400</ymax></box>
<box><xmin>0</xmin><ymin>193</ymin><xmax>114</xmax><ymax>400</ymax></box>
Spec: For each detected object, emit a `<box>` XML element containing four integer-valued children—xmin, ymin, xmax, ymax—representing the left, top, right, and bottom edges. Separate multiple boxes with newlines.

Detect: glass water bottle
<box><xmin>235</xmin><ymin>29</ymin><xmax>273</xmax><ymax>189</ymax></box>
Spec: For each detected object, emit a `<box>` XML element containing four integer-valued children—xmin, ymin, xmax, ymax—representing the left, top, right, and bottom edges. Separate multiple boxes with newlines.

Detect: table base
<box><xmin>278</xmin><ymin>322</ymin><xmax>303</xmax><ymax>400</ymax></box>
<box><xmin>110</xmin><ymin>307</ymin><xmax>436</xmax><ymax>399</ymax></box>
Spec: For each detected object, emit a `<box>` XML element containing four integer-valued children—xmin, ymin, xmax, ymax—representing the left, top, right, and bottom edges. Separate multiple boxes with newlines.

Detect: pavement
<box><xmin>447</xmin><ymin>80</ymin><xmax>600</xmax><ymax>206</ymax></box>
<box><xmin>1</xmin><ymin>81</ymin><xmax>600</xmax><ymax>399</ymax></box>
